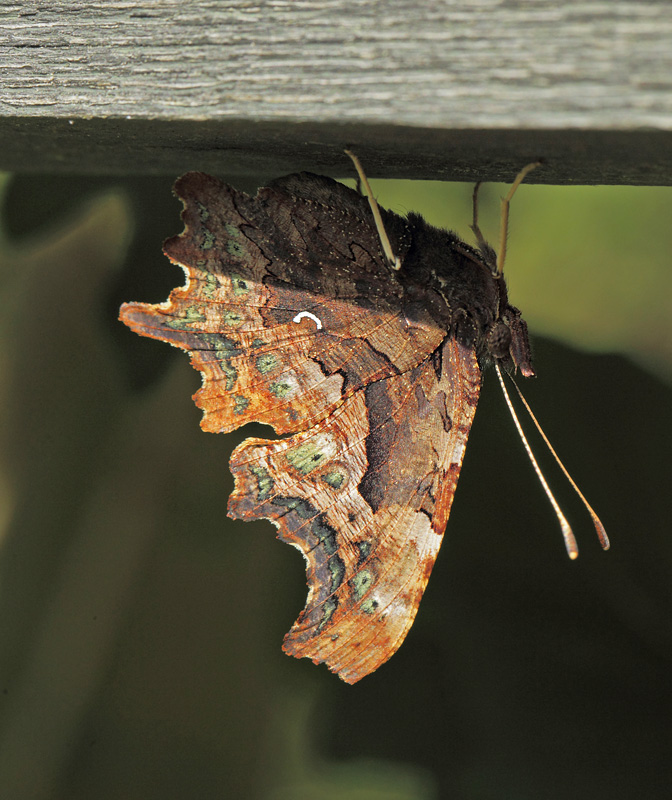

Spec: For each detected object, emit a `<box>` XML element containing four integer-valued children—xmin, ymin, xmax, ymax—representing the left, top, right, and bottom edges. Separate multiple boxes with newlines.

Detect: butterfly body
<box><xmin>120</xmin><ymin>170</ymin><xmax>533</xmax><ymax>683</ymax></box>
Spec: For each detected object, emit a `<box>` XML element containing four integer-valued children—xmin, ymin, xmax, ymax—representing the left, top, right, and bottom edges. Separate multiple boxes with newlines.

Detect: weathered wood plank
<box><xmin>2</xmin><ymin>118</ymin><xmax>672</xmax><ymax>185</ymax></box>
<box><xmin>1</xmin><ymin>1</ymin><xmax>672</xmax><ymax>182</ymax></box>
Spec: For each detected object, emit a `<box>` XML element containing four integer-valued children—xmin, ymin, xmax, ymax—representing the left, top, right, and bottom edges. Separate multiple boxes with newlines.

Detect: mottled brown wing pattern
<box><xmin>228</xmin><ymin>338</ymin><xmax>481</xmax><ymax>683</ymax></box>
<box><xmin>119</xmin><ymin>169</ymin><xmax>502</xmax><ymax>683</ymax></box>
<box><xmin>120</xmin><ymin>172</ymin><xmax>444</xmax><ymax>436</ymax></box>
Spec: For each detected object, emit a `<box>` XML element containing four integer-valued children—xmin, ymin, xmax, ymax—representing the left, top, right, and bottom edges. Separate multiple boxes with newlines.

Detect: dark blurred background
<box><xmin>0</xmin><ymin>172</ymin><xmax>670</xmax><ymax>800</ymax></box>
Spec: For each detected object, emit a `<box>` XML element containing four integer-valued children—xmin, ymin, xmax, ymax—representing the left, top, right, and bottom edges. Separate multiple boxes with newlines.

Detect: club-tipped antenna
<box><xmin>345</xmin><ymin>149</ymin><xmax>401</xmax><ymax>271</ymax></box>
<box><xmin>495</xmin><ymin>364</ymin><xmax>579</xmax><ymax>559</ymax></box>
<box><xmin>508</xmin><ymin>376</ymin><xmax>610</xmax><ymax>552</ymax></box>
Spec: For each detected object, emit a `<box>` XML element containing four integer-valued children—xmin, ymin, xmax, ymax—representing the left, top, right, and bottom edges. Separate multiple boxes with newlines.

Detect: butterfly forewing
<box><xmin>120</xmin><ymin>172</ymin><xmax>444</xmax><ymax>437</ymax></box>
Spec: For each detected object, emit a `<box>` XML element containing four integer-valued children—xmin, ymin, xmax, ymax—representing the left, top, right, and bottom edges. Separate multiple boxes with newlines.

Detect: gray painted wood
<box><xmin>1</xmin><ymin>0</ymin><xmax>672</xmax><ymax>182</ymax></box>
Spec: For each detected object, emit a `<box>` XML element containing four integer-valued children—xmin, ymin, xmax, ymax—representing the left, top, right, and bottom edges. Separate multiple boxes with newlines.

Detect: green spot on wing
<box><xmin>311</xmin><ymin>515</ymin><xmax>338</xmax><ymax>555</ymax></box>
<box><xmin>286</xmin><ymin>440</ymin><xmax>328</xmax><ymax>475</ymax></box>
<box><xmin>230</xmin><ymin>273</ymin><xmax>249</xmax><ymax>295</ymax></box>
<box><xmin>322</xmin><ymin>470</ymin><xmax>345</xmax><ymax>489</ymax></box>
<box><xmin>201</xmin><ymin>272</ymin><xmax>219</xmax><ymax>298</ymax></box>
<box><xmin>165</xmin><ymin>305</ymin><xmax>206</xmax><ymax>329</ymax></box>
<box><xmin>272</xmin><ymin>496</ymin><xmax>316</xmax><ymax>520</ymax></box>
<box><xmin>361</xmin><ymin>597</ymin><xmax>379</xmax><ymax>615</ymax></box>
<box><xmin>208</xmin><ymin>334</ymin><xmax>239</xmax><ymax>354</ymax></box>
<box><xmin>221</xmin><ymin>311</ymin><xmax>244</xmax><ymax>328</ymax></box>
<box><xmin>269</xmin><ymin>379</ymin><xmax>294</xmax><ymax>398</ymax></box>
<box><xmin>186</xmin><ymin>306</ymin><xmax>206</xmax><ymax>321</ymax></box>
<box><xmin>202</xmin><ymin>333</ymin><xmax>241</xmax><ymax>390</ymax></box>
<box><xmin>255</xmin><ymin>353</ymin><xmax>279</xmax><ymax>374</ymax></box>
<box><xmin>351</xmin><ymin>569</ymin><xmax>373</xmax><ymax>600</ymax></box>
<box><xmin>220</xmin><ymin>363</ymin><xmax>237</xmax><ymax>391</ymax></box>
<box><xmin>233</xmin><ymin>394</ymin><xmax>249</xmax><ymax>414</ymax></box>
<box><xmin>202</xmin><ymin>230</ymin><xmax>216</xmax><ymax>250</ymax></box>
<box><xmin>328</xmin><ymin>555</ymin><xmax>346</xmax><ymax>592</ymax></box>
<box><xmin>249</xmin><ymin>465</ymin><xmax>274</xmax><ymax>501</ymax></box>
<box><xmin>356</xmin><ymin>540</ymin><xmax>371</xmax><ymax>563</ymax></box>
<box><xmin>272</xmin><ymin>498</ymin><xmax>338</xmax><ymax>556</ymax></box>
<box><xmin>227</xmin><ymin>240</ymin><xmax>244</xmax><ymax>257</ymax></box>
<box><xmin>317</xmin><ymin>597</ymin><xmax>338</xmax><ymax>632</ymax></box>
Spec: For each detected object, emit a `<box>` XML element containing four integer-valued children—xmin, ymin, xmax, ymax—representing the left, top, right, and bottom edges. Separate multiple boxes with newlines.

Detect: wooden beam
<box><xmin>1</xmin><ymin>1</ymin><xmax>672</xmax><ymax>183</ymax></box>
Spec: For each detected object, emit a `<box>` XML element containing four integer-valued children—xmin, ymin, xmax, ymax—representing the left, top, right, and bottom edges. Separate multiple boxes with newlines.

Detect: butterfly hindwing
<box><xmin>228</xmin><ymin>338</ymin><xmax>481</xmax><ymax>683</ymax></box>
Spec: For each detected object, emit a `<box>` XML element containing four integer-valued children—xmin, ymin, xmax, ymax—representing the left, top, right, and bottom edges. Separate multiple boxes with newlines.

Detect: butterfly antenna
<box><xmin>497</xmin><ymin>162</ymin><xmax>542</xmax><ymax>276</ymax></box>
<box><xmin>508</xmin><ymin>375</ymin><xmax>610</xmax><ymax>552</ymax></box>
<box><xmin>495</xmin><ymin>364</ymin><xmax>579</xmax><ymax>559</ymax></box>
<box><xmin>345</xmin><ymin>149</ymin><xmax>401</xmax><ymax>271</ymax></box>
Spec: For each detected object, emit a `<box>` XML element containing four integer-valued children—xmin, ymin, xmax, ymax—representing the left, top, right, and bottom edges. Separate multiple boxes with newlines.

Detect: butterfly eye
<box><xmin>486</xmin><ymin>319</ymin><xmax>512</xmax><ymax>359</ymax></box>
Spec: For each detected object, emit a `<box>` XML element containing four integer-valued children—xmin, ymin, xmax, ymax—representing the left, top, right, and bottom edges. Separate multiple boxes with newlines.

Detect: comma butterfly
<box><xmin>120</xmin><ymin>154</ymin><xmax>608</xmax><ymax>683</ymax></box>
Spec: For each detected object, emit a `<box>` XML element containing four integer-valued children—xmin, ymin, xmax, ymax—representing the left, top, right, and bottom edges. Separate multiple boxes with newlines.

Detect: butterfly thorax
<box><xmin>394</xmin><ymin>210</ymin><xmax>534</xmax><ymax>378</ymax></box>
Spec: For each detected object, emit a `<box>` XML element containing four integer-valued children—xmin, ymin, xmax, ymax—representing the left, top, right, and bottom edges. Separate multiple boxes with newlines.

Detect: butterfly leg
<box><xmin>470</xmin><ymin>181</ymin><xmax>490</xmax><ymax>256</ymax></box>
<box><xmin>496</xmin><ymin>161</ymin><xmax>542</xmax><ymax>275</ymax></box>
<box><xmin>344</xmin><ymin>150</ymin><xmax>401</xmax><ymax>271</ymax></box>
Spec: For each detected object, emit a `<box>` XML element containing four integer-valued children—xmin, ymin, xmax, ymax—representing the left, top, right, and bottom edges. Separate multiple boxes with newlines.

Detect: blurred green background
<box><xmin>0</xmin><ymin>170</ymin><xmax>670</xmax><ymax>800</ymax></box>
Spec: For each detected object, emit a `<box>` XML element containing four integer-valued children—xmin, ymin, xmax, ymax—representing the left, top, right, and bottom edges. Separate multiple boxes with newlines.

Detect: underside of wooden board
<box><xmin>2</xmin><ymin>1</ymin><xmax>671</xmax><ymax>183</ymax></box>
<box><xmin>1</xmin><ymin>117</ymin><xmax>671</xmax><ymax>185</ymax></box>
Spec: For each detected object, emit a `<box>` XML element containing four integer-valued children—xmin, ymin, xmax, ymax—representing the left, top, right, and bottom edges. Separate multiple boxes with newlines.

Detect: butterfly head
<box><xmin>487</xmin><ymin>271</ymin><xmax>536</xmax><ymax>379</ymax></box>
<box><xmin>470</xmin><ymin>163</ymin><xmax>541</xmax><ymax>380</ymax></box>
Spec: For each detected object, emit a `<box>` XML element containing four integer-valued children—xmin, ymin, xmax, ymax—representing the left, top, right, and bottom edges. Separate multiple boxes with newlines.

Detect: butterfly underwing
<box><xmin>120</xmin><ymin>166</ymin><xmax>538</xmax><ymax>683</ymax></box>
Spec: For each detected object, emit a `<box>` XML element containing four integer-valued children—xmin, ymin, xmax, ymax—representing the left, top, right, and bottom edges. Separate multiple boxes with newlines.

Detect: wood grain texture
<box><xmin>1</xmin><ymin>1</ymin><xmax>672</xmax><ymax>182</ymax></box>
<box><xmin>3</xmin><ymin>0</ymin><xmax>671</xmax><ymax>127</ymax></box>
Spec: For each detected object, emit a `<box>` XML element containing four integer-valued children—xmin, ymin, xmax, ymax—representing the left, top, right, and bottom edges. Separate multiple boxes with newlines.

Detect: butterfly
<box><xmin>120</xmin><ymin>153</ymin><xmax>607</xmax><ymax>683</ymax></box>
